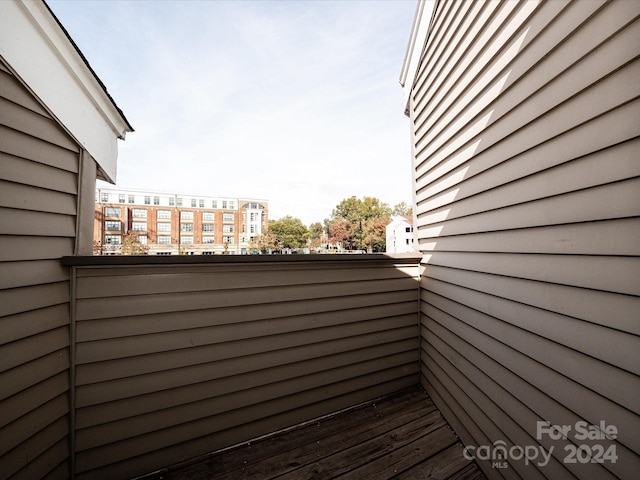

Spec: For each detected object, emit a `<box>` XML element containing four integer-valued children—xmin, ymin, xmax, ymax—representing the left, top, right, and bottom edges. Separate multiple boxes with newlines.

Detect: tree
<box><xmin>362</xmin><ymin>217</ymin><xmax>389</xmax><ymax>252</ymax></box>
<box><xmin>121</xmin><ymin>231</ymin><xmax>149</xmax><ymax>255</ymax></box>
<box><xmin>269</xmin><ymin>216</ymin><xmax>309</xmax><ymax>249</ymax></box>
<box><xmin>332</xmin><ymin>196</ymin><xmax>392</xmax><ymax>222</ymax></box>
<box><xmin>249</xmin><ymin>228</ymin><xmax>277</xmax><ymax>253</ymax></box>
<box><xmin>308</xmin><ymin>222</ymin><xmax>325</xmax><ymax>248</ymax></box>
<box><xmin>328</xmin><ymin>217</ymin><xmax>353</xmax><ymax>250</ymax></box>
<box><xmin>328</xmin><ymin>196</ymin><xmax>392</xmax><ymax>251</ymax></box>
<box><xmin>393</xmin><ymin>202</ymin><xmax>413</xmax><ymax>217</ymax></box>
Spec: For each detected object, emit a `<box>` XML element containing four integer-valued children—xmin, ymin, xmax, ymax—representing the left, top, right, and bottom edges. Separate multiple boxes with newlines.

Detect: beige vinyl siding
<box><xmin>408</xmin><ymin>1</ymin><xmax>640</xmax><ymax>479</ymax></box>
<box><xmin>0</xmin><ymin>61</ymin><xmax>79</xmax><ymax>479</ymax></box>
<box><xmin>68</xmin><ymin>257</ymin><xmax>420</xmax><ymax>479</ymax></box>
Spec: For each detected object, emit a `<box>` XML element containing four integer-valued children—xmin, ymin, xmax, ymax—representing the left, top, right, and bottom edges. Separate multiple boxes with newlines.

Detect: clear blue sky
<box><xmin>48</xmin><ymin>0</ymin><xmax>417</xmax><ymax>225</ymax></box>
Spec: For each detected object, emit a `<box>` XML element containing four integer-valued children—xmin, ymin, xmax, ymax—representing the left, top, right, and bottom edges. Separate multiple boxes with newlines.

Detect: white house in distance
<box><xmin>386</xmin><ymin>215</ymin><xmax>415</xmax><ymax>253</ymax></box>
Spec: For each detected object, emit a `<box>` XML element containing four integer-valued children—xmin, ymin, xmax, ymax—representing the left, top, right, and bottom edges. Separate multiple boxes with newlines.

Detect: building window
<box><xmin>250</xmin><ymin>225</ymin><xmax>256</xmax><ymax>234</ymax></box>
<box><xmin>128</xmin><ymin>194</ymin><xmax>135</xmax><ymax>203</ymax></box>
<box><xmin>229</xmin><ymin>201</ymin><xmax>235</xmax><ymax>209</ymax></box>
<box><xmin>191</xmin><ymin>199</ymin><xmax>197</xmax><ymax>207</ymax></box>
<box><xmin>181</xmin><ymin>236</ymin><xmax>193</xmax><ymax>244</ymax></box>
<box><xmin>158</xmin><ymin>223</ymin><xmax>171</xmax><ymax>232</ymax></box>
<box><xmin>181</xmin><ymin>223</ymin><xmax>193</xmax><ymax>232</ymax></box>
<box><xmin>202</xmin><ymin>224</ymin><xmax>214</xmax><ymax>232</ymax></box>
<box><xmin>180</xmin><ymin>211</ymin><xmax>193</xmax><ymax>220</ymax></box>
<box><xmin>100</xmin><ymin>192</ymin><xmax>109</xmax><ymax>202</ymax></box>
<box><xmin>158</xmin><ymin>235</ymin><xmax>171</xmax><ymax>244</ymax></box>
<box><xmin>132</xmin><ymin>209</ymin><xmax>147</xmax><ymax>218</ymax></box>
<box><xmin>202</xmin><ymin>212</ymin><xmax>214</xmax><ymax>221</ymax></box>
<box><xmin>157</xmin><ymin>210</ymin><xmax>171</xmax><ymax>219</ymax></box>
<box><xmin>202</xmin><ymin>237</ymin><xmax>215</xmax><ymax>244</ymax></box>
<box><xmin>223</xmin><ymin>236</ymin><xmax>234</xmax><ymax>243</ymax></box>
<box><xmin>223</xmin><ymin>225</ymin><xmax>234</xmax><ymax>233</ymax></box>
<box><xmin>212</xmin><ymin>200</ymin><xmax>217</xmax><ymax>209</ymax></box>
<box><xmin>223</xmin><ymin>213</ymin><xmax>234</xmax><ymax>222</ymax></box>
<box><xmin>105</xmin><ymin>207</ymin><xmax>120</xmax><ymax>217</ymax></box>
<box><xmin>144</xmin><ymin>196</ymin><xmax>151</xmax><ymax>205</ymax></box>
<box><xmin>104</xmin><ymin>235</ymin><xmax>121</xmax><ymax>245</ymax></box>
<box><xmin>199</xmin><ymin>199</ymin><xmax>205</xmax><ymax>208</ymax></box>
<box><xmin>132</xmin><ymin>222</ymin><xmax>147</xmax><ymax>231</ymax></box>
<box><xmin>119</xmin><ymin>194</ymin><xmax>125</xmax><ymax>203</ymax></box>
<box><xmin>169</xmin><ymin>197</ymin><xmax>175</xmax><ymax>206</ymax></box>
<box><xmin>105</xmin><ymin>221</ymin><xmax>121</xmax><ymax>231</ymax></box>
<box><xmin>154</xmin><ymin>196</ymin><xmax>160</xmax><ymax>205</ymax></box>
<box><xmin>222</xmin><ymin>200</ymin><xmax>227</xmax><ymax>209</ymax></box>
<box><xmin>177</xmin><ymin>198</ymin><xmax>183</xmax><ymax>207</ymax></box>
<box><xmin>138</xmin><ymin>235</ymin><xmax>148</xmax><ymax>245</ymax></box>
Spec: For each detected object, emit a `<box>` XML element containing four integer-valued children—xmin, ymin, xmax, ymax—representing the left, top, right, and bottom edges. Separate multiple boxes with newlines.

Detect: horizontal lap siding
<box><xmin>409</xmin><ymin>1</ymin><xmax>640</xmax><ymax>479</ymax></box>
<box><xmin>0</xmin><ymin>62</ymin><xmax>78</xmax><ymax>479</ymax></box>
<box><xmin>71</xmin><ymin>259</ymin><xmax>420</xmax><ymax>479</ymax></box>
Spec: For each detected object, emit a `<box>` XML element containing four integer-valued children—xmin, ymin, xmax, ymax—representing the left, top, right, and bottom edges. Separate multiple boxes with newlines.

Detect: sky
<box><xmin>48</xmin><ymin>0</ymin><xmax>417</xmax><ymax>226</ymax></box>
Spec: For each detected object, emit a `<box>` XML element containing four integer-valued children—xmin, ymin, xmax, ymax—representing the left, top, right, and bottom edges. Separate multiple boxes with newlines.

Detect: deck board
<box><xmin>144</xmin><ymin>387</ymin><xmax>485</xmax><ymax>480</ymax></box>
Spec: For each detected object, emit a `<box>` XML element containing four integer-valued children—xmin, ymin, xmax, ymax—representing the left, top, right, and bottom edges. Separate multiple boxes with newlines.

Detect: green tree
<box><xmin>393</xmin><ymin>202</ymin><xmax>413</xmax><ymax>217</ymax></box>
<box><xmin>332</xmin><ymin>196</ymin><xmax>392</xmax><ymax>222</ymax></box>
<box><xmin>269</xmin><ymin>216</ymin><xmax>309</xmax><ymax>249</ymax></box>
<box><xmin>329</xmin><ymin>196</ymin><xmax>392</xmax><ymax>251</ymax></box>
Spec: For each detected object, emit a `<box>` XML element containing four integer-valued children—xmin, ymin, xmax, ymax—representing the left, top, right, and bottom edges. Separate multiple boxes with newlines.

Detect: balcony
<box><xmin>59</xmin><ymin>253</ymin><xmax>481</xmax><ymax>479</ymax></box>
<box><xmin>144</xmin><ymin>386</ymin><xmax>483</xmax><ymax>480</ymax></box>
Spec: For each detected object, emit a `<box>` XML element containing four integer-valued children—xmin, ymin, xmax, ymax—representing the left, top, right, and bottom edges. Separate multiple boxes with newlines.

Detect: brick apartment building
<box><xmin>95</xmin><ymin>187</ymin><xmax>268</xmax><ymax>255</ymax></box>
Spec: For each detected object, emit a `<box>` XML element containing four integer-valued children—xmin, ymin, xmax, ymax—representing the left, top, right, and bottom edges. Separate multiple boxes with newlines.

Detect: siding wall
<box><xmin>67</xmin><ymin>256</ymin><xmax>420</xmax><ymax>479</ymax></box>
<box><xmin>408</xmin><ymin>1</ymin><xmax>640</xmax><ymax>479</ymax></box>
<box><xmin>0</xmin><ymin>60</ymin><xmax>81</xmax><ymax>479</ymax></box>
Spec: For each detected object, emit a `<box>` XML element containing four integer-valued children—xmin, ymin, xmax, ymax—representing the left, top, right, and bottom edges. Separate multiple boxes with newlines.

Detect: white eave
<box><xmin>0</xmin><ymin>0</ymin><xmax>133</xmax><ymax>183</ymax></box>
<box><xmin>399</xmin><ymin>0</ymin><xmax>436</xmax><ymax>116</ymax></box>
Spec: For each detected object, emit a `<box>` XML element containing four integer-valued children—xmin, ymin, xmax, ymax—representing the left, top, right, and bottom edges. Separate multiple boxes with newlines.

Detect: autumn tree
<box><xmin>93</xmin><ymin>240</ymin><xmax>102</xmax><ymax>255</ymax></box>
<box><xmin>121</xmin><ymin>231</ymin><xmax>149</xmax><ymax>255</ymax></box>
<box><xmin>249</xmin><ymin>228</ymin><xmax>278</xmax><ymax>253</ymax></box>
<box><xmin>327</xmin><ymin>217</ymin><xmax>353</xmax><ymax>250</ymax></box>
<box><xmin>269</xmin><ymin>216</ymin><xmax>309</xmax><ymax>249</ymax></box>
<box><xmin>362</xmin><ymin>217</ymin><xmax>389</xmax><ymax>252</ymax></box>
<box><xmin>328</xmin><ymin>196</ymin><xmax>392</xmax><ymax>251</ymax></box>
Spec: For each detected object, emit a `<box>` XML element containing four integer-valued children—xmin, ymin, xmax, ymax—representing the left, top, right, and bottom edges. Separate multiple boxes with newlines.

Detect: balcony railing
<box><xmin>63</xmin><ymin>254</ymin><xmax>422</xmax><ymax>479</ymax></box>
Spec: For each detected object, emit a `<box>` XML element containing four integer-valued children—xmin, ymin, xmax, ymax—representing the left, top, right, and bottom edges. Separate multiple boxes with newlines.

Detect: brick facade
<box><xmin>95</xmin><ymin>188</ymin><xmax>268</xmax><ymax>255</ymax></box>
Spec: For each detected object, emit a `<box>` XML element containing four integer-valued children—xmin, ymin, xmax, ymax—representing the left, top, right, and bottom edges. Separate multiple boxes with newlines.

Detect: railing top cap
<box><xmin>61</xmin><ymin>253</ymin><xmax>422</xmax><ymax>267</ymax></box>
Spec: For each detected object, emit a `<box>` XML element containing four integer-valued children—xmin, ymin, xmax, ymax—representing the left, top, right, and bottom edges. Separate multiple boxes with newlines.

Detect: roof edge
<box><xmin>42</xmin><ymin>0</ymin><xmax>134</xmax><ymax>133</ymax></box>
<box><xmin>399</xmin><ymin>0</ymin><xmax>437</xmax><ymax>116</ymax></box>
<box><xmin>0</xmin><ymin>0</ymin><xmax>133</xmax><ymax>182</ymax></box>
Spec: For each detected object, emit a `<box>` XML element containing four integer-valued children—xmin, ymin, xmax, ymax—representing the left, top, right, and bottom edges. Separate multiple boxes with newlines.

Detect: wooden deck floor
<box><xmin>143</xmin><ymin>387</ymin><xmax>486</xmax><ymax>480</ymax></box>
